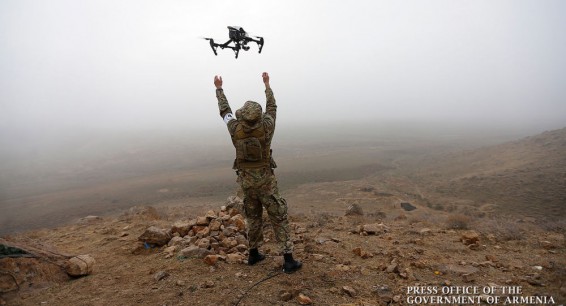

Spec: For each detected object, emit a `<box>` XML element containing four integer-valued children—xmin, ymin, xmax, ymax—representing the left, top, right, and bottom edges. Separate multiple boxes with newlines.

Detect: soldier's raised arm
<box><xmin>215</xmin><ymin>75</ymin><xmax>237</xmax><ymax>133</ymax></box>
<box><xmin>262</xmin><ymin>72</ymin><xmax>277</xmax><ymax>121</ymax></box>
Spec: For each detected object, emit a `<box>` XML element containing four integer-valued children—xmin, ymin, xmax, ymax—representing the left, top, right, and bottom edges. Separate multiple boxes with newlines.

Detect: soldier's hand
<box><xmin>262</xmin><ymin>72</ymin><xmax>270</xmax><ymax>89</ymax></box>
<box><xmin>214</xmin><ymin>75</ymin><xmax>223</xmax><ymax>89</ymax></box>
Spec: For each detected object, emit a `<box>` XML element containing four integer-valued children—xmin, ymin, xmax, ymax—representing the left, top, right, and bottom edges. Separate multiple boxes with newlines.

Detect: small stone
<box><xmin>297</xmin><ymin>293</ymin><xmax>312</xmax><ymax>305</ymax></box>
<box><xmin>201</xmin><ymin>280</ymin><xmax>215</xmax><ymax>288</ymax></box>
<box><xmin>280</xmin><ymin>291</ymin><xmax>293</xmax><ymax>301</ymax></box>
<box><xmin>203</xmin><ymin>255</ymin><xmax>218</xmax><ymax>266</ymax></box>
<box><xmin>65</xmin><ymin>255</ymin><xmax>96</xmax><ymax>276</ymax></box>
<box><xmin>179</xmin><ymin>245</ymin><xmax>212</xmax><ymax>259</ymax></box>
<box><xmin>373</xmin><ymin>285</ymin><xmax>392</xmax><ymax>302</ymax></box>
<box><xmin>362</xmin><ymin>223</ymin><xmax>389</xmax><ymax>235</ymax></box>
<box><xmin>393</xmin><ymin>295</ymin><xmax>401</xmax><ymax>302</ymax></box>
<box><xmin>153</xmin><ymin>270</ymin><xmax>169</xmax><ymax>281</ymax></box>
<box><xmin>461</xmin><ymin>231</ymin><xmax>480</xmax><ymax>245</ymax></box>
<box><xmin>197</xmin><ymin>238</ymin><xmax>210</xmax><ymax>249</ymax></box>
<box><xmin>295</xmin><ymin>227</ymin><xmax>308</xmax><ymax>234</ymax></box>
<box><xmin>176</xmin><ymin>280</ymin><xmax>185</xmax><ymax>286</ymax></box>
<box><xmin>386</xmin><ymin>263</ymin><xmax>399</xmax><ymax>273</ymax></box>
<box><xmin>168</xmin><ymin>236</ymin><xmax>184</xmax><ymax>247</ymax></box>
<box><xmin>196</xmin><ymin>216</ymin><xmax>209</xmax><ymax>226</ymax></box>
<box><xmin>226</xmin><ymin>253</ymin><xmax>244</xmax><ymax>264</ymax></box>
<box><xmin>419</xmin><ymin>228</ymin><xmax>432</xmax><ymax>235</ymax></box>
<box><xmin>205</xmin><ymin>210</ymin><xmax>217</xmax><ymax>220</ymax></box>
<box><xmin>171</xmin><ymin>220</ymin><xmax>193</xmax><ymax>237</ymax></box>
<box><xmin>532</xmin><ymin>266</ymin><xmax>543</xmax><ymax>271</ymax></box>
<box><xmin>209</xmin><ymin>219</ymin><xmax>222</xmax><ymax>231</ymax></box>
<box><xmin>345</xmin><ymin>203</ymin><xmax>364</xmax><ymax>216</ymax></box>
<box><xmin>342</xmin><ymin>286</ymin><xmax>356</xmax><ymax>297</ymax></box>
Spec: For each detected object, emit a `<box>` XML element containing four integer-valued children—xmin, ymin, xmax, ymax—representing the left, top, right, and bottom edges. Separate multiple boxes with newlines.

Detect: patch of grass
<box><xmin>476</xmin><ymin>218</ymin><xmax>525</xmax><ymax>241</ymax></box>
<box><xmin>445</xmin><ymin>214</ymin><xmax>471</xmax><ymax>230</ymax></box>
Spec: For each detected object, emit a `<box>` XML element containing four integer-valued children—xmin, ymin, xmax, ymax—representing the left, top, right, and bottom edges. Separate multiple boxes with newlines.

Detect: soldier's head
<box><xmin>236</xmin><ymin>101</ymin><xmax>262</xmax><ymax>129</ymax></box>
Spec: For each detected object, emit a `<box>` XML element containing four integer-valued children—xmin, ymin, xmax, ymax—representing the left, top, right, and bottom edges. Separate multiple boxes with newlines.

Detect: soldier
<box><xmin>214</xmin><ymin>72</ymin><xmax>302</xmax><ymax>273</ymax></box>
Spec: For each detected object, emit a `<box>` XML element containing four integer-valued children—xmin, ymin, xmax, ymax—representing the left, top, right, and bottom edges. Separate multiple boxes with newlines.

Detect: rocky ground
<box><xmin>1</xmin><ymin>193</ymin><xmax>565</xmax><ymax>306</ymax></box>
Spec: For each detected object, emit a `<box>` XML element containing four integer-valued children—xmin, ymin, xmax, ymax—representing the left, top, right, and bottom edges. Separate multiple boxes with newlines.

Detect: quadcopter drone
<box><xmin>203</xmin><ymin>26</ymin><xmax>264</xmax><ymax>59</ymax></box>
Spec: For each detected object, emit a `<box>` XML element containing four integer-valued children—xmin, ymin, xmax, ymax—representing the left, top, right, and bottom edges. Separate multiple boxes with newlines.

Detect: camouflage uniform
<box><xmin>216</xmin><ymin>87</ymin><xmax>293</xmax><ymax>254</ymax></box>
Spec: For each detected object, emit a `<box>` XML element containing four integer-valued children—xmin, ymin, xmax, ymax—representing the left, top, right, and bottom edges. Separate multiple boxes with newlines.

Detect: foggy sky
<box><xmin>1</xmin><ymin>0</ymin><xmax>565</xmax><ymax>134</ymax></box>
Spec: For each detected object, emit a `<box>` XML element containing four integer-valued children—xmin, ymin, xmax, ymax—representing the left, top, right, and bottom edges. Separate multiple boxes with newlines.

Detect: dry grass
<box><xmin>445</xmin><ymin>214</ymin><xmax>471</xmax><ymax>230</ymax></box>
<box><xmin>475</xmin><ymin>217</ymin><xmax>525</xmax><ymax>241</ymax></box>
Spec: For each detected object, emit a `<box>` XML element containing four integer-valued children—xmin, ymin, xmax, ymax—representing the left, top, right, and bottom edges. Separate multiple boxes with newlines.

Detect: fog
<box><xmin>1</xmin><ymin>1</ymin><xmax>566</xmax><ymax>217</ymax></box>
<box><xmin>1</xmin><ymin>0</ymin><xmax>565</xmax><ymax>132</ymax></box>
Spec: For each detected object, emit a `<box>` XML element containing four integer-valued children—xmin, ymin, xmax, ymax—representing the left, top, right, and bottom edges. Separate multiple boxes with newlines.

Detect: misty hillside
<box><xmin>411</xmin><ymin>127</ymin><xmax>566</xmax><ymax>219</ymax></box>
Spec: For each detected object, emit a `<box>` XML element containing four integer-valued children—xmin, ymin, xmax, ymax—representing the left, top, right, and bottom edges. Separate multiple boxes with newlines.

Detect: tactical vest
<box><xmin>232</xmin><ymin>123</ymin><xmax>272</xmax><ymax>170</ymax></box>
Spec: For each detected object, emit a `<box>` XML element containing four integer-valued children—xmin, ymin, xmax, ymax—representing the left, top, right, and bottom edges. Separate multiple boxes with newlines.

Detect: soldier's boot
<box><xmin>283</xmin><ymin>253</ymin><xmax>302</xmax><ymax>273</ymax></box>
<box><xmin>248</xmin><ymin>248</ymin><xmax>265</xmax><ymax>265</ymax></box>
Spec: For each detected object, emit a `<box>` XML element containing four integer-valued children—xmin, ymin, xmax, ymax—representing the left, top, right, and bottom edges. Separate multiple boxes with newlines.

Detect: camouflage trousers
<box><xmin>237</xmin><ymin>167</ymin><xmax>293</xmax><ymax>254</ymax></box>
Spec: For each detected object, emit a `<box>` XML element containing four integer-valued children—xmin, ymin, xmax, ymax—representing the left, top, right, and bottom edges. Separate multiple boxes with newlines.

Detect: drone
<box><xmin>203</xmin><ymin>26</ymin><xmax>264</xmax><ymax>59</ymax></box>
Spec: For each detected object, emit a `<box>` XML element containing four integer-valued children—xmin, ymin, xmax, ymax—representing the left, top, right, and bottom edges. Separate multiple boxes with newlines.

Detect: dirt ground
<box><xmin>1</xmin><ymin>128</ymin><xmax>565</xmax><ymax>305</ymax></box>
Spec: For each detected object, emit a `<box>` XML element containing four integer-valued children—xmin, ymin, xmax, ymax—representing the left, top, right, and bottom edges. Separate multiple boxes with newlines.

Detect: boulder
<box><xmin>138</xmin><ymin>226</ymin><xmax>171</xmax><ymax>246</ymax></box>
<box><xmin>65</xmin><ymin>255</ymin><xmax>95</xmax><ymax>276</ymax></box>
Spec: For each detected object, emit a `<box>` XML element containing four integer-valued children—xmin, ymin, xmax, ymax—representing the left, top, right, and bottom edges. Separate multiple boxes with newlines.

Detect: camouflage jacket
<box><xmin>216</xmin><ymin>88</ymin><xmax>278</xmax><ymax>169</ymax></box>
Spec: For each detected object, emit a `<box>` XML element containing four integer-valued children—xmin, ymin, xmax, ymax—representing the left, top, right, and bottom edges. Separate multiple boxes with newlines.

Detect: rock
<box><xmin>373</xmin><ymin>285</ymin><xmax>393</xmax><ymax>303</ymax></box>
<box><xmin>532</xmin><ymin>266</ymin><xmax>543</xmax><ymax>271</ymax></box>
<box><xmin>65</xmin><ymin>255</ymin><xmax>96</xmax><ymax>276</ymax></box>
<box><xmin>153</xmin><ymin>270</ymin><xmax>169</xmax><ymax>281</ymax></box>
<box><xmin>280</xmin><ymin>291</ymin><xmax>293</xmax><ymax>301</ymax></box>
<box><xmin>176</xmin><ymin>280</ymin><xmax>185</xmax><ymax>286</ymax></box>
<box><xmin>235</xmin><ymin>234</ymin><xmax>248</xmax><ymax>246</ymax></box>
<box><xmin>209</xmin><ymin>219</ymin><xmax>222</xmax><ymax>231</ymax></box>
<box><xmin>297</xmin><ymin>293</ymin><xmax>312</xmax><ymax>305</ymax></box>
<box><xmin>196</xmin><ymin>216</ymin><xmax>209</xmax><ymax>226</ymax></box>
<box><xmin>168</xmin><ymin>236</ymin><xmax>184</xmax><ymax>247</ymax></box>
<box><xmin>226</xmin><ymin>253</ymin><xmax>244</xmax><ymax>264</ymax></box>
<box><xmin>138</xmin><ymin>226</ymin><xmax>172</xmax><ymax>246</ymax></box>
<box><xmin>231</xmin><ymin>215</ymin><xmax>246</xmax><ymax>232</ymax></box>
<box><xmin>386</xmin><ymin>263</ymin><xmax>399</xmax><ymax>273</ymax></box>
<box><xmin>295</xmin><ymin>227</ymin><xmax>308</xmax><ymax>234</ymax></box>
<box><xmin>419</xmin><ymin>228</ymin><xmax>432</xmax><ymax>235</ymax></box>
<box><xmin>203</xmin><ymin>255</ymin><xmax>218</xmax><ymax>266</ymax></box>
<box><xmin>205</xmin><ymin>210</ymin><xmax>217</xmax><ymax>220</ymax></box>
<box><xmin>362</xmin><ymin>223</ymin><xmax>389</xmax><ymax>235</ymax></box>
<box><xmin>342</xmin><ymin>286</ymin><xmax>356</xmax><ymax>297</ymax></box>
<box><xmin>221</xmin><ymin>237</ymin><xmax>238</xmax><ymax>248</ymax></box>
<box><xmin>485</xmin><ymin>254</ymin><xmax>497</xmax><ymax>262</ymax></box>
<box><xmin>400</xmin><ymin>202</ymin><xmax>417</xmax><ymax>211</ymax></box>
<box><xmin>201</xmin><ymin>280</ymin><xmax>215</xmax><ymax>288</ymax></box>
<box><xmin>163</xmin><ymin>245</ymin><xmax>178</xmax><ymax>255</ymax></box>
<box><xmin>345</xmin><ymin>203</ymin><xmax>364</xmax><ymax>216</ymax></box>
<box><xmin>179</xmin><ymin>246</ymin><xmax>212</xmax><ymax>259</ymax></box>
<box><xmin>197</xmin><ymin>238</ymin><xmax>210</xmax><ymax>249</ymax></box>
<box><xmin>196</xmin><ymin>227</ymin><xmax>210</xmax><ymax>238</ymax></box>
<box><xmin>352</xmin><ymin>247</ymin><xmax>373</xmax><ymax>259</ymax></box>
<box><xmin>171</xmin><ymin>220</ymin><xmax>195</xmax><ymax>237</ymax></box>
<box><xmin>461</xmin><ymin>231</ymin><xmax>480</xmax><ymax>245</ymax></box>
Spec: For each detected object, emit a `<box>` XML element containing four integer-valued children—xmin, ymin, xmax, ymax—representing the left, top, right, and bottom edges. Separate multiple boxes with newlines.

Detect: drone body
<box><xmin>204</xmin><ymin>26</ymin><xmax>264</xmax><ymax>59</ymax></box>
